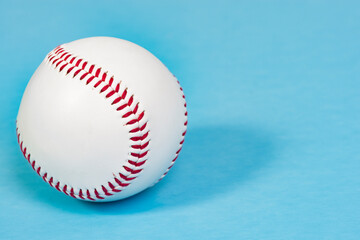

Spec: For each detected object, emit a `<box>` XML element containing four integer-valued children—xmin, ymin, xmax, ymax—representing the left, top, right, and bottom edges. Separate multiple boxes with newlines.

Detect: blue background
<box><xmin>0</xmin><ymin>0</ymin><xmax>359</xmax><ymax>239</ymax></box>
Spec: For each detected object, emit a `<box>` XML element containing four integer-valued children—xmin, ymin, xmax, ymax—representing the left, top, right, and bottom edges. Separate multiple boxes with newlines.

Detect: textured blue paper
<box><xmin>0</xmin><ymin>1</ymin><xmax>359</xmax><ymax>239</ymax></box>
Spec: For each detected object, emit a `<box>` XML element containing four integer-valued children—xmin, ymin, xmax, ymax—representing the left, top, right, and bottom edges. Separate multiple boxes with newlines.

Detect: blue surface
<box><xmin>0</xmin><ymin>0</ymin><xmax>359</xmax><ymax>239</ymax></box>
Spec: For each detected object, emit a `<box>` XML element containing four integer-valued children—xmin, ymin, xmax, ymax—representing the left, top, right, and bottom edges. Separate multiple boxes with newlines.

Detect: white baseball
<box><xmin>16</xmin><ymin>37</ymin><xmax>187</xmax><ymax>202</ymax></box>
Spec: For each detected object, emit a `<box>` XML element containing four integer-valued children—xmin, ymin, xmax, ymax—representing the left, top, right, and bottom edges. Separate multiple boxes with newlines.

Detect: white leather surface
<box><xmin>16</xmin><ymin>37</ymin><xmax>187</xmax><ymax>201</ymax></box>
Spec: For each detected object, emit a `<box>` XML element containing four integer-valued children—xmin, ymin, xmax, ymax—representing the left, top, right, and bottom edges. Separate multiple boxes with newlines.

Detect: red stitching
<box><xmin>66</xmin><ymin>66</ymin><xmax>75</xmax><ymax>75</ymax></box>
<box><xmin>114</xmin><ymin>178</ymin><xmax>129</xmax><ymax>187</ymax></box>
<box><xmin>130</xmin><ymin>131</ymin><xmax>149</xmax><ymax>141</ymax></box>
<box><xmin>129</xmin><ymin>122</ymin><xmax>147</xmax><ymax>133</ymax></box>
<box><xmin>63</xmin><ymin>185</ymin><xmax>69</xmax><ymax>195</ymax></box>
<box><xmin>16</xmin><ymin>45</ymin><xmax>151</xmax><ymax>201</ymax></box>
<box><xmin>132</xmin><ymin>103</ymin><xmax>139</xmax><ymax>114</ymax></box>
<box><xmin>119</xmin><ymin>173</ymin><xmax>135</xmax><ymax>181</ymax></box>
<box><xmin>114</xmin><ymin>82</ymin><xmax>120</xmax><ymax>92</ymax></box>
<box><xmin>59</xmin><ymin>63</ymin><xmax>68</xmax><ymax>72</ymax></box>
<box><xmin>130</xmin><ymin>151</ymin><xmax>148</xmax><ymax>158</ymax></box>
<box><xmin>55</xmin><ymin>60</ymin><xmax>63</xmax><ymax>68</ymax></box>
<box><xmin>128</xmin><ymin>96</ymin><xmax>134</xmax><ymax>106</ymax></box>
<box><xmin>42</xmin><ymin>172</ymin><xmax>47</xmax><ymax>181</ymax></box>
<box><xmin>49</xmin><ymin>177</ymin><xmax>53</xmax><ymax>187</ymax></box>
<box><xmin>156</xmin><ymin>78</ymin><xmax>188</xmax><ymax>183</ymax></box>
<box><xmin>106</xmin><ymin>90</ymin><xmax>115</xmax><ymax>98</ymax></box>
<box><xmin>64</xmin><ymin>54</ymin><xmax>71</xmax><ymax>62</ymax></box>
<box><xmin>123</xmin><ymin>166</ymin><xmax>142</xmax><ymax>174</ymax></box>
<box><xmin>131</xmin><ymin>140</ymin><xmax>149</xmax><ymax>150</ymax></box>
<box><xmin>69</xmin><ymin>56</ymin><xmax>76</xmax><ymax>64</ymax></box>
<box><xmin>107</xmin><ymin>182</ymin><xmax>121</xmax><ymax>193</ymax></box>
<box><xmin>31</xmin><ymin>160</ymin><xmax>35</xmax><ymax>170</ymax></box>
<box><xmin>82</xmin><ymin>61</ymin><xmax>87</xmax><ymax>70</ymax></box>
<box><xmin>116</xmin><ymin>103</ymin><xmax>127</xmax><ymax>111</ymax></box>
<box><xmin>55</xmin><ymin>182</ymin><xmax>61</xmax><ymax>191</ymax></box>
<box><xmin>86</xmin><ymin>76</ymin><xmax>95</xmax><ymax>85</ymax></box>
<box><xmin>70</xmin><ymin>188</ymin><xmax>76</xmax><ymax>198</ymax></box>
<box><xmin>80</xmin><ymin>72</ymin><xmax>88</xmax><ymax>80</ymax></box>
<box><xmin>95</xmin><ymin>68</ymin><xmax>101</xmax><ymax>78</ymax></box>
<box><xmin>126</xmin><ymin>111</ymin><xmax>145</xmax><ymax>125</ymax></box>
<box><xmin>103</xmin><ymin>184</ymin><xmax>115</xmax><ymax>195</ymax></box>
<box><xmin>73</xmin><ymin>69</ymin><xmax>81</xmax><ymax>77</ymax></box>
<box><xmin>75</xmin><ymin>59</ymin><xmax>82</xmax><ymax>67</ymax></box>
<box><xmin>94</xmin><ymin>189</ymin><xmax>104</xmax><ymax>200</ymax></box>
<box><xmin>78</xmin><ymin>189</ymin><xmax>85</xmax><ymax>200</ymax></box>
<box><xmin>100</xmin><ymin>85</ymin><xmax>109</xmax><ymax>93</ymax></box>
<box><xmin>122</xmin><ymin>111</ymin><xmax>133</xmax><ymax>118</ymax></box>
<box><xmin>89</xmin><ymin>64</ymin><xmax>94</xmax><ymax>73</ymax></box>
<box><xmin>128</xmin><ymin>160</ymin><xmax>146</xmax><ymax>167</ymax></box>
<box><xmin>112</xmin><ymin>97</ymin><xmax>122</xmax><ymax>105</ymax></box>
<box><xmin>86</xmin><ymin>190</ymin><xmax>95</xmax><ymax>201</ymax></box>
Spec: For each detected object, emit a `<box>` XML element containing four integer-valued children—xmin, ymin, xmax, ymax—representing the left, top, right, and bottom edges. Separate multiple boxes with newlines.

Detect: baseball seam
<box><xmin>16</xmin><ymin>45</ymin><xmax>150</xmax><ymax>201</ymax></box>
<box><xmin>156</xmin><ymin>80</ymin><xmax>187</xmax><ymax>183</ymax></box>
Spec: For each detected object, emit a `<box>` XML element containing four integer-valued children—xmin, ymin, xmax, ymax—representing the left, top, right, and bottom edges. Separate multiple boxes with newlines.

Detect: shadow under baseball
<box><xmin>13</xmin><ymin>124</ymin><xmax>276</xmax><ymax>213</ymax></box>
<box><xmin>82</xmin><ymin>124</ymin><xmax>276</xmax><ymax>213</ymax></box>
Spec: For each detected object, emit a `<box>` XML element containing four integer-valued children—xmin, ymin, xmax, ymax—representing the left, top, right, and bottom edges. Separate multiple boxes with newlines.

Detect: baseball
<box><xmin>16</xmin><ymin>37</ymin><xmax>187</xmax><ymax>202</ymax></box>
